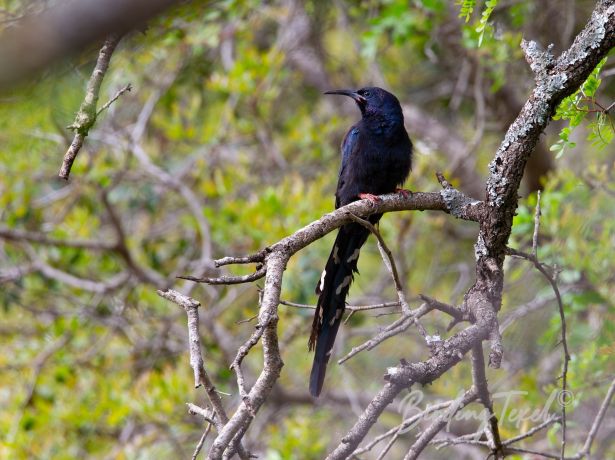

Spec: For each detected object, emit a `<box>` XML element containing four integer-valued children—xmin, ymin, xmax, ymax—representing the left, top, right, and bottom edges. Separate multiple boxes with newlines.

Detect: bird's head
<box><xmin>324</xmin><ymin>86</ymin><xmax>404</xmax><ymax>122</ymax></box>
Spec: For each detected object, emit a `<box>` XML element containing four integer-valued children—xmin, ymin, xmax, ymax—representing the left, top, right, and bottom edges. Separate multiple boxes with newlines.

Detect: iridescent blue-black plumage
<box><xmin>309</xmin><ymin>87</ymin><xmax>413</xmax><ymax>397</ymax></box>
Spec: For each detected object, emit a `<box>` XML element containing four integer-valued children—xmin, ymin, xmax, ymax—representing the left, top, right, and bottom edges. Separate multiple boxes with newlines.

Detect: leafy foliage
<box><xmin>551</xmin><ymin>57</ymin><xmax>612</xmax><ymax>157</ymax></box>
<box><xmin>476</xmin><ymin>0</ymin><xmax>498</xmax><ymax>46</ymax></box>
<box><xmin>458</xmin><ymin>0</ymin><xmax>477</xmax><ymax>22</ymax></box>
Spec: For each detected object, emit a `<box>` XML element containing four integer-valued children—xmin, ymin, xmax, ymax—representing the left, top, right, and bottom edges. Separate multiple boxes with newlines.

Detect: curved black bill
<box><xmin>324</xmin><ymin>89</ymin><xmax>366</xmax><ymax>104</ymax></box>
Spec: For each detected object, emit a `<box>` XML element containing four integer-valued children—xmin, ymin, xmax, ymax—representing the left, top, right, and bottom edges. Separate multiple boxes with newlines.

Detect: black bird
<box><xmin>309</xmin><ymin>87</ymin><xmax>413</xmax><ymax>397</ymax></box>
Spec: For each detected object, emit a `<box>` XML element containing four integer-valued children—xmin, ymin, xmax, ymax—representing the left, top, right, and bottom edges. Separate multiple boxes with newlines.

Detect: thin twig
<box><xmin>0</xmin><ymin>226</ymin><xmax>116</xmax><ymax>250</ymax></box>
<box><xmin>502</xmin><ymin>447</ymin><xmax>561</xmax><ymax>459</ymax></box>
<box><xmin>574</xmin><ymin>376</ymin><xmax>615</xmax><ymax>459</ymax></box>
<box><xmin>96</xmin><ymin>83</ymin><xmax>132</xmax><ymax>116</ymax></box>
<box><xmin>470</xmin><ymin>344</ymin><xmax>503</xmax><ymax>458</ymax></box>
<box><xmin>338</xmin><ymin>303</ymin><xmax>430</xmax><ymax>365</ymax></box>
<box><xmin>346</xmin><ymin>212</ymin><xmax>411</xmax><ymax>315</ymax></box>
<box><xmin>532</xmin><ymin>190</ymin><xmax>542</xmax><ymax>257</ymax></box>
<box><xmin>403</xmin><ymin>388</ymin><xmax>479</xmax><ymax>460</ymax></box>
<box><xmin>157</xmin><ymin>290</ymin><xmax>205</xmax><ymax>388</ymax></box>
<box><xmin>352</xmin><ymin>400</ymin><xmax>455</xmax><ymax>456</ymax></box>
<box><xmin>503</xmin><ymin>415</ymin><xmax>561</xmax><ymax>446</ymax></box>
<box><xmin>280</xmin><ymin>298</ymin><xmax>400</xmax><ymax>312</ymax></box>
<box><xmin>179</xmin><ymin>266</ymin><xmax>266</xmax><ymax>285</ymax></box>
<box><xmin>192</xmin><ymin>423</ymin><xmax>214</xmax><ymax>460</ymax></box>
<box><xmin>188</xmin><ymin>407</ymin><xmax>216</xmax><ymax>460</ymax></box>
<box><xmin>418</xmin><ymin>294</ymin><xmax>467</xmax><ymax>328</ymax></box>
<box><xmin>506</xmin><ymin>192</ymin><xmax>570</xmax><ymax>459</ymax></box>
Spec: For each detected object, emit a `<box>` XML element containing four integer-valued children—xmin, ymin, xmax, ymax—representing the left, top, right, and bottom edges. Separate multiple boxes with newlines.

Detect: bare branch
<box><xmin>352</xmin><ymin>399</ymin><xmax>456</xmax><ymax>456</ymax></box>
<box><xmin>503</xmin><ymin>416</ymin><xmax>561</xmax><ymax>446</ymax></box>
<box><xmin>346</xmin><ymin>212</ymin><xmax>412</xmax><ymax>316</ymax></box>
<box><xmin>338</xmin><ymin>304</ymin><xmax>430</xmax><ymax>365</ymax></box>
<box><xmin>187</xmin><ymin>407</ymin><xmax>216</xmax><ymax>460</ymax></box>
<box><xmin>156</xmin><ymin>290</ymin><xmax>204</xmax><ymax>388</ymax></box>
<box><xmin>506</xmin><ymin>189</ymin><xmax>574</xmax><ymax>455</ymax></box>
<box><xmin>187</xmin><ymin>403</ymin><xmax>217</xmax><ymax>426</ymax></box>
<box><xmin>212</xmin><ymin>190</ymin><xmax>482</xmax><ymax>272</ymax></box>
<box><xmin>193</xmin><ymin>423</ymin><xmax>214</xmax><ymax>460</ymax></box>
<box><xmin>280</xmin><ymin>299</ymin><xmax>400</xmax><ymax>312</ymax></box>
<box><xmin>326</xmin><ymin>382</ymin><xmax>406</xmax><ymax>460</ymax></box>
<box><xmin>179</xmin><ymin>266</ymin><xmax>266</xmax><ymax>285</ymax></box>
<box><xmin>0</xmin><ymin>226</ymin><xmax>116</xmax><ymax>250</ymax></box>
<box><xmin>96</xmin><ymin>83</ymin><xmax>132</xmax><ymax>116</ymax></box>
<box><xmin>102</xmin><ymin>192</ymin><xmax>167</xmax><ymax>287</ymax></box>
<box><xmin>403</xmin><ymin>388</ymin><xmax>479</xmax><ymax>460</ymax></box>
<box><xmin>208</xmin><ymin>254</ymin><xmax>286</xmax><ymax>458</ymax></box>
<box><xmin>157</xmin><ymin>289</ymin><xmax>251</xmax><ymax>460</ymax></box>
<box><xmin>574</xmin><ymin>377</ymin><xmax>615</xmax><ymax>459</ymax></box>
<box><xmin>60</xmin><ymin>34</ymin><xmax>123</xmax><ymax>180</ymax></box>
<box><xmin>327</xmin><ymin>322</ymin><xmax>488</xmax><ymax>458</ymax></box>
<box><xmin>419</xmin><ymin>294</ymin><xmax>468</xmax><ymax>326</ymax></box>
<box><xmin>215</xmin><ymin>252</ymin><xmax>267</xmax><ymax>268</ymax></box>
<box><xmin>470</xmin><ymin>344</ymin><xmax>503</xmax><ymax>457</ymax></box>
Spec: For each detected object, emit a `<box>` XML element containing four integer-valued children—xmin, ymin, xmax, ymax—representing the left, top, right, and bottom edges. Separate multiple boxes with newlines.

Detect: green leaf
<box><xmin>476</xmin><ymin>0</ymin><xmax>498</xmax><ymax>47</ymax></box>
<box><xmin>458</xmin><ymin>0</ymin><xmax>476</xmax><ymax>22</ymax></box>
<box><xmin>551</xmin><ymin>57</ymin><xmax>610</xmax><ymax>157</ymax></box>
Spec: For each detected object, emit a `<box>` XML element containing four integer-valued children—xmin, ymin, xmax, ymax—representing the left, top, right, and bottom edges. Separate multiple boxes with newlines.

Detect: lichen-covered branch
<box><xmin>59</xmin><ymin>34</ymin><xmax>123</xmax><ymax>180</ymax></box>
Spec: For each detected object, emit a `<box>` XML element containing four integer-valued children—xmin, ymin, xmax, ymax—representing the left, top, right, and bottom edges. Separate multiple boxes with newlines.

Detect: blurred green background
<box><xmin>0</xmin><ymin>0</ymin><xmax>614</xmax><ymax>458</ymax></box>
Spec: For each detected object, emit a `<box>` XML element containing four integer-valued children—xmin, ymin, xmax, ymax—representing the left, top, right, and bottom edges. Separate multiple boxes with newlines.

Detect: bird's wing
<box><xmin>335</xmin><ymin>126</ymin><xmax>359</xmax><ymax>209</ymax></box>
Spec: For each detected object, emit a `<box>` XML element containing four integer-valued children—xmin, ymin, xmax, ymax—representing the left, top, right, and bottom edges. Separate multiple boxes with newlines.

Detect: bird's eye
<box><xmin>363</xmin><ymin>90</ymin><xmax>371</xmax><ymax>97</ymax></box>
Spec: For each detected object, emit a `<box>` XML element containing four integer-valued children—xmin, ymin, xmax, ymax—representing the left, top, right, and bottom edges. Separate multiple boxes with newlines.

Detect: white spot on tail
<box><xmin>347</xmin><ymin>248</ymin><xmax>360</xmax><ymax>263</ymax></box>
<box><xmin>335</xmin><ymin>275</ymin><xmax>352</xmax><ymax>295</ymax></box>
<box><xmin>319</xmin><ymin>269</ymin><xmax>327</xmax><ymax>292</ymax></box>
<box><xmin>333</xmin><ymin>245</ymin><xmax>340</xmax><ymax>264</ymax></box>
<box><xmin>329</xmin><ymin>308</ymin><xmax>343</xmax><ymax>325</ymax></box>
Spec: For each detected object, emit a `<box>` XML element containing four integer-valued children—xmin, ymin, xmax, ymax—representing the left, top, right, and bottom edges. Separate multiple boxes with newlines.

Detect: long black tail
<box><xmin>309</xmin><ymin>216</ymin><xmax>381</xmax><ymax>397</ymax></box>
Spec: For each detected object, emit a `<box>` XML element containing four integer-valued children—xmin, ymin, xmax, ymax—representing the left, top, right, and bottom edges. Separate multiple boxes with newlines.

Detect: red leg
<box><xmin>358</xmin><ymin>193</ymin><xmax>381</xmax><ymax>203</ymax></box>
<box><xmin>396</xmin><ymin>188</ymin><xmax>412</xmax><ymax>198</ymax></box>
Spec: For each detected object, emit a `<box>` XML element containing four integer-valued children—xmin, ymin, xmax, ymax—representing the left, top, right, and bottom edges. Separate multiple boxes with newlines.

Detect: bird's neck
<box><xmin>362</xmin><ymin>111</ymin><xmax>404</xmax><ymax>137</ymax></box>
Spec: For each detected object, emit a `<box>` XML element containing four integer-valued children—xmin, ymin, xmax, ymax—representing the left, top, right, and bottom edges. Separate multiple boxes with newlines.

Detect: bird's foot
<box><xmin>396</xmin><ymin>188</ymin><xmax>412</xmax><ymax>199</ymax></box>
<box><xmin>358</xmin><ymin>193</ymin><xmax>381</xmax><ymax>204</ymax></box>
